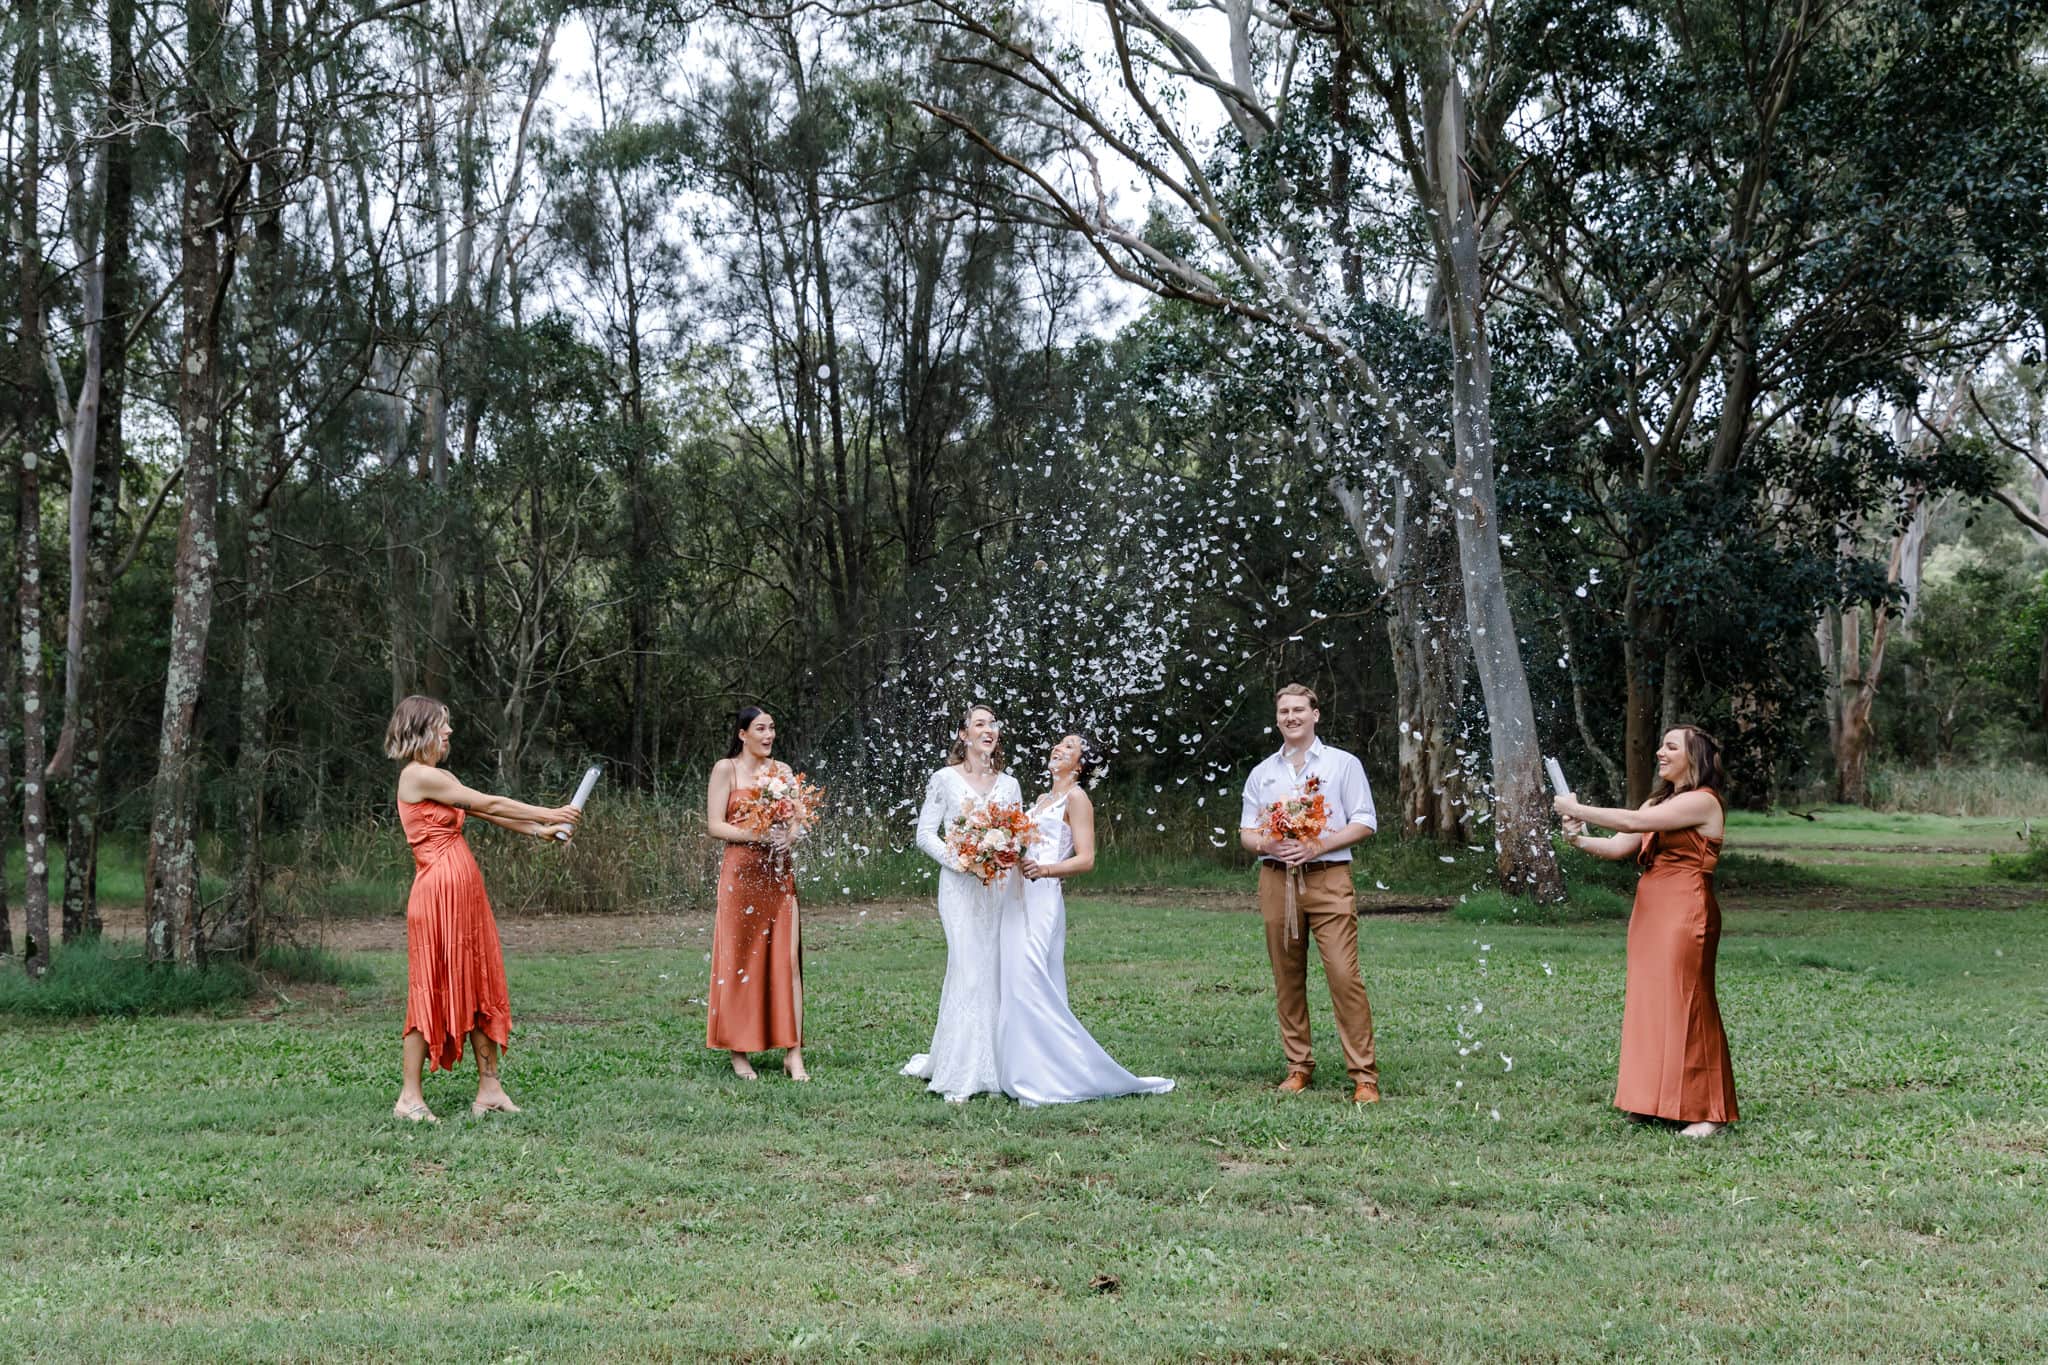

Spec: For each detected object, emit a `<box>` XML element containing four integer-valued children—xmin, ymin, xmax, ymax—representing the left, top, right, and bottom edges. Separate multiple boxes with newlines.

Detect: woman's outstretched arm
<box><xmin>1557</xmin><ymin>789</ymin><xmax>1720</xmax><ymax>836</ymax></box>
<box><xmin>403</xmin><ymin>764</ymin><xmax>579</xmax><ymax>829</ymax></box>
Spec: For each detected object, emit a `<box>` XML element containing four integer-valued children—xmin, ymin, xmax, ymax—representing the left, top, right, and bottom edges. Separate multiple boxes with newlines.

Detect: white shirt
<box><xmin>1239</xmin><ymin>738</ymin><xmax>1377</xmax><ymax>861</ymax></box>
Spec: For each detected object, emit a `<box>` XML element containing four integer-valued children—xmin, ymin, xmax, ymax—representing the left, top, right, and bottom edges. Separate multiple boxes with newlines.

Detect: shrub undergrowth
<box><xmin>1990</xmin><ymin>829</ymin><xmax>2048</xmax><ymax>882</ymax></box>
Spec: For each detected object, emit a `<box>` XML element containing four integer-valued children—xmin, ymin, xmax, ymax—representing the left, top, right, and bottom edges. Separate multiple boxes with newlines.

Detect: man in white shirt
<box><xmin>1238</xmin><ymin>683</ymin><xmax>1381</xmax><ymax>1104</ymax></box>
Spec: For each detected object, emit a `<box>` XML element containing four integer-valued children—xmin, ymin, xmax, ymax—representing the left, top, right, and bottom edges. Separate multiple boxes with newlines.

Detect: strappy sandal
<box><xmin>394</xmin><ymin>1101</ymin><xmax>439</xmax><ymax>1124</ymax></box>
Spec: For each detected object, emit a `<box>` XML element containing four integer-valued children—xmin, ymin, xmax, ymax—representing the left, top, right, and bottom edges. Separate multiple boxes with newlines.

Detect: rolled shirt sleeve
<box><xmin>1240</xmin><ymin>773</ymin><xmax>1264</xmax><ymax>831</ymax></box>
<box><xmin>1335</xmin><ymin>751</ymin><xmax>1377</xmax><ymax>834</ymax></box>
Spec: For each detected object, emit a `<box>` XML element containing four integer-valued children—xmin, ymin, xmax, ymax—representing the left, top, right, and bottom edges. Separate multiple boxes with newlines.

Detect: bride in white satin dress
<box><xmin>903</xmin><ymin>704</ymin><xmax>1019</xmax><ymax>1102</ymax></box>
<box><xmin>1000</xmin><ymin>734</ymin><xmax>1174</xmax><ymax>1107</ymax></box>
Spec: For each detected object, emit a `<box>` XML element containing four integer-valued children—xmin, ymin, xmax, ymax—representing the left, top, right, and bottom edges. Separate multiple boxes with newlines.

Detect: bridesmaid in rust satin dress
<box><xmin>384</xmin><ymin>696</ymin><xmax>581</xmax><ymax>1123</ymax></box>
<box><xmin>1554</xmin><ymin>725</ymin><xmax>1738</xmax><ymax>1137</ymax></box>
<box><xmin>703</xmin><ymin>707</ymin><xmax>807</xmax><ymax>1082</ymax></box>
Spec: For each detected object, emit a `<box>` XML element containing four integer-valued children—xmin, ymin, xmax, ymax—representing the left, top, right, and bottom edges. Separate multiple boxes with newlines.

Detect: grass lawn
<box><xmin>1</xmin><ymin>822</ymin><xmax>2044</xmax><ymax>1361</ymax></box>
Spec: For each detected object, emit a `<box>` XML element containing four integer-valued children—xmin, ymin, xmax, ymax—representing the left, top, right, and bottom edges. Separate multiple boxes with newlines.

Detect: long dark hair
<box><xmin>1648</xmin><ymin>725</ymin><xmax>1727</xmax><ymax>805</ymax></box>
<box><xmin>726</xmin><ymin>706</ymin><xmax>769</xmax><ymax>760</ymax></box>
<box><xmin>946</xmin><ymin>703</ymin><xmax>1006</xmax><ymax>772</ymax></box>
<box><xmin>1074</xmin><ymin>732</ymin><xmax>1109</xmax><ymax>788</ymax></box>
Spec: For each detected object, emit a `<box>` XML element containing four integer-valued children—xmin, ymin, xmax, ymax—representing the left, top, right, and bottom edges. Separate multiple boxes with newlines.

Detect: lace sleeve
<box><xmin>915</xmin><ymin>769</ymin><xmax>956</xmax><ymax>869</ymax></box>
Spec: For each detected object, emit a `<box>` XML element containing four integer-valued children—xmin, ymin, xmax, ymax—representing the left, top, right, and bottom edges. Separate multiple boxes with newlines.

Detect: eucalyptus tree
<box><xmin>676</xmin><ymin>3</ymin><xmax>1103</xmax><ymax>794</ymax></box>
<box><xmin>1495</xmin><ymin>0</ymin><xmax>2048</xmax><ymax>801</ymax></box>
<box><xmin>537</xmin><ymin>8</ymin><xmax>688</xmax><ymax>788</ymax></box>
<box><xmin>10</xmin><ymin>0</ymin><xmax>55</xmax><ymax>972</ymax></box>
<box><xmin>916</xmin><ymin>0</ymin><xmax>1564</xmax><ymax>892</ymax></box>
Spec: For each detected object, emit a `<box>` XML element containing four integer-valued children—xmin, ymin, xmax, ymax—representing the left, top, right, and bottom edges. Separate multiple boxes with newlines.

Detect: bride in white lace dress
<box><xmin>1001</xmin><ymin>734</ymin><xmax>1174</xmax><ymax>1106</ymax></box>
<box><xmin>902</xmin><ymin>704</ymin><xmax>1021</xmax><ymax>1102</ymax></box>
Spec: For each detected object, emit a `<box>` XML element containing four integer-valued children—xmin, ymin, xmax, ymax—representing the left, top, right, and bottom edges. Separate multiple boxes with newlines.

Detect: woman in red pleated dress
<box><xmin>1553</xmin><ymin>725</ymin><xmax>1738</xmax><ymax>1138</ymax></box>
<box><xmin>703</xmin><ymin>706</ymin><xmax>807</xmax><ymax>1082</ymax></box>
<box><xmin>386</xmin><ymin>696</ymin><xmax>580</xmax><ymax>1123</ymax></box>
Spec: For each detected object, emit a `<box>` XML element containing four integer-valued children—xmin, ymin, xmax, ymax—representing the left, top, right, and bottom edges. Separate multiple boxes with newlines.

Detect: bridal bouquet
<box><xmin>733</xmin><ymin>763</ymin><xmax>826</xmax><ymax>838</ymax></box>
<box><xmin>1260</xmin><ymin>776</ymin><xmax>1329</xmax><ymax>942</ymax></box>
<box><xmin>1260</xmin><ymin>775</ymin><xmax>1329</xmax><ymax>848</ymax></box>
<box><xmin>945</xmin><ymin>799</ymin><xmax>1037</xmax><ymax>886</ymax></box>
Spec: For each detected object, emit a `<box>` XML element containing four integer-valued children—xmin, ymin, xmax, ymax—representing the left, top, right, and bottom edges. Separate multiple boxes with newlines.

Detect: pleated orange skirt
<box><xmin>399</xmin><ymin>800</ymin><xmax>512</xmax><ymax>1072</ymax></box>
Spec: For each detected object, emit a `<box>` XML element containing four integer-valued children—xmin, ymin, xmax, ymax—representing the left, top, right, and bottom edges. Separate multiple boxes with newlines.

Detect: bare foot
<box><xmin>783</xmin><ymin>1049</ymin><xmax>810</xmax><ymax>1083</ymax></box>
<box><xmin>1679</xmin><ymin>1121</ymin><xmax>1726</xmax><ymax>1139</ymax></box>
<box><xmin>730</xmin><ymin>1053</ymin><xmax>759</xmax><ymax>1081</ymax></box>
<box><xmin>394</xmin><ymin>1097</ymin><xmax>439</xmax><ymax>1124</ymax></box>
<box><xmin>471</xmin><ymin>1082</ymin><xmax>521</xmax><ymax>1116</ymax></box>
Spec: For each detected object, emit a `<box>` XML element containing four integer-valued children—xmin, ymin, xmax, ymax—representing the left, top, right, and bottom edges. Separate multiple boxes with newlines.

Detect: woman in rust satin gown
<box><xmin>385</xmin><ymin>696</ymin><xmax>581</xmax><ymax>1123</ymax></box>
<box><xmin>703</xmin><ymin>706</ymin><xmax>807</xmax><ymax>1082</ymax></box>
<box><xmin>1554</xmin><ymin>725</ymin><xmax>1738</xmax><ymax>1137</ymax></box>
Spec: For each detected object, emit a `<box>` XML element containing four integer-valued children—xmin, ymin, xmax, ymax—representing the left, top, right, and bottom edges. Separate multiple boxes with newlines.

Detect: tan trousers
<box><xmin>1260</xmin><ymin>862</ymin><xmax>1377</xmax><ymax>1086</ymax></box>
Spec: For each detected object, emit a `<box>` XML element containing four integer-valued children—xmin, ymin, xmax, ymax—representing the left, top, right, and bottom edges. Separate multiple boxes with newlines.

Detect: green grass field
<box><xmin>1</xmin><ymin>814</ymin><xmax>2044</xmax><ymax>1361</ymax></box>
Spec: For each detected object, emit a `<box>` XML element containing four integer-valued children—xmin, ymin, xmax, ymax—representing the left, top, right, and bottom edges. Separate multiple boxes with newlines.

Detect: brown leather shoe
<box><xmin>1276</xmin><ymin>1071</ymin><xmax>1313</xmax><ymax>1093</ymax></box>
<box><xmin>1351</xmin><ymin>1082</ymin><xmax>1381</xmax><ymax>1105</ymax></box>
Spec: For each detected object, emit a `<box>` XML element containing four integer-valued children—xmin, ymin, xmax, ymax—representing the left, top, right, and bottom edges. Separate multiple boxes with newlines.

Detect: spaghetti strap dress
<box><xmin>1615</xmin><ymin>801</ymin><xmax>1739</xmax><ymax>1124</ymax></box>
<box><xmin>398</xmin><ymin>799</ymin><xmax>513</xmax><ymax>1071</ymax></box>
<box><xmin>705</xmin><ymin>785</ymin><xmax>803</xmax><ymax>1052</ymax></box>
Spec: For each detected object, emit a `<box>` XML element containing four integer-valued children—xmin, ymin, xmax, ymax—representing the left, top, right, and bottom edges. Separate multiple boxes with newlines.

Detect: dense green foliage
<box><xmin>4</xmin><ymin>0</ymin><xmax>2048</xmax><ymax>967</ymax></box>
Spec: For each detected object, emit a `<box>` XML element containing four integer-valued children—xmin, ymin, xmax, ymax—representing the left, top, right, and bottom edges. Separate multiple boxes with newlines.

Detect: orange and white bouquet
<box><xmin>733</xmin><ymin>763</ymin><xmax>825</xmax><ymax>839</ymax></box>
<box><xmin>1261</xmin><ymin>775</ymin><xmax>1329</xmax><ymax>941</ymax></box>
<box><xmin>1260</xmin><ymin>775</ymin><xmax>1329</xmax><ymax>849</ymax></box>
<box><xmin>945</xmin><ymin>798</ymin><xmax>1037</xmax><ymax>886</ymax></box>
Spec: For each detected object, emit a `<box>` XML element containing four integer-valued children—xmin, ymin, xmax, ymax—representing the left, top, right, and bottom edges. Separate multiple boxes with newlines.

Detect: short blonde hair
<box><xmin>384</xmin><ymin>695</ymin><xmax>449</xmax><ymax>763</ymax></box>
<box><xmin>1275</xmin><ymin>683</ymin><xmax>1319</xmax><ymax>708</ymax></box>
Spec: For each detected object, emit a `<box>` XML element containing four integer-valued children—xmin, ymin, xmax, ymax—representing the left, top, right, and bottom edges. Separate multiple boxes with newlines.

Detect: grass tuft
<box><xmin>0</xmin><ymin>939</ymin><xmax>257</xmax><ymax>1018</ymax></box>
<box><xmin>1452</xmin><ymin>882</ymin><xmax>1634</xmax><ymax>925</ymax></box>
<box><xmin>256</xmin><ymin>943</ymin><xmax>375</xmax><ymax>987</ymax></box>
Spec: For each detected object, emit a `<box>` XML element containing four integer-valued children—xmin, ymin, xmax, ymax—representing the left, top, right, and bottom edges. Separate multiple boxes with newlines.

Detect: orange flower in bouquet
<box><xmin>1261</xmin><ymin>775</ymin><xmax>1329</xmax><ymax>942</ymax></box>
<box><xmin>733</xmin><ymin>762</ymin><xmax>825</xmax><ymax>838</ymax></box>
<box><xmin>1261</xmin><ymin>775</ymin><xmax>1329</xmax><ymax>848</ymax></box>
<box><xmin>945</xmin><ymin>798</ymin><xmax>1037</xmax><ymax>886</ymax></box>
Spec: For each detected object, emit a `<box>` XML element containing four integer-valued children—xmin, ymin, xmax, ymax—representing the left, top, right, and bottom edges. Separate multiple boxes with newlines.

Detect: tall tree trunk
<box><xmin>224</xmin><ymin>485</ymin><xmax>275</xmax><ymax>956</ymax></box>
<box><xmin>0</xmin><ymin>411</ymin><xmax>15</xmax><ymax>964</ymax></box>
<box><xmin>1423</xmin><ymin>60</ymin><xmax>1561</xmax><ymax>897</ymax></box>
<box><xmin>48</xmin><ymin>160</ymin><xmax>108</xmax><ymax>791</ymax></box>
<box><xmin>1830</xmin><ymin>493</ymin><xmax>1920</xmax><ymax>805</ymax></box>
<box><xmin>1620</xmin><ymin>584</ymin><xmax>1664</xmax><ymax>804</ymax></box>
<box><xmin>13</xmin><ymin>1</ymin><xmax>53</xmax><ymax>975</ymax></box>
<box><xmin>419</xmin><ymin>54</ymin><xmax>454</xmax><ymax>698</ymax></box>
<box><xmin>61</xmin><ymin>0</ymin><xmax>137</xmax><ymax>942</ymax></box>
<box><xmin>143</xmin><ymin>0</ymin><xmax>230</xmax><ymax>967</ymax></box>
<box><xmin>1332</xmin><ymin>476</ymin><xmax>1471</xmax><ymax>842</ymax></box>
<box><xmin>220</xmin><ymin>0</ymin><xmax>287</xmax><ymax>960</ymax></box>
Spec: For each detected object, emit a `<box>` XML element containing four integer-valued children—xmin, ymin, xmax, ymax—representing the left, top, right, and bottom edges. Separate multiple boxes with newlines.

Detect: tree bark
<box><xmin>219</xmin><ymin>0</ymin><xmax>288</xmax><ymax>960</ymax></box>
<box><xmin>13</xmin><ymin>1</ymin><xmax>53</xmax><ymax>975</ymax></box>
<box><xmin>62</xmin><ymin>0</ymin><xmax>139</xmax><ymax>943</ymax></box>
<box><xmin>419</xmin><ymin>53</ymin><xmax>455</xmax><ymax>698</ymax></box>
<box><xmin>1333</xmin><ymin>476</ymin><xmax>1471</xmax><ymax>842</ymax></box>
<box><xmin>1827</xmin><ymin>500</ymin><xmax>1916</xmax><ymax>805</ymax></box>
<box><xmin>143</xmin><ymin>0</ymin><xmax>231</xmax><ymax>967</ymax></box>
<box><xmin>1621</xmin><ymin>592</ymin><xmax>1663</xmax><ymax>804</ymax></box>
<box><xmin>1422</xmin><ymin>57</ymin><xmax>1562</xmax><ymax>897</ymax></box>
